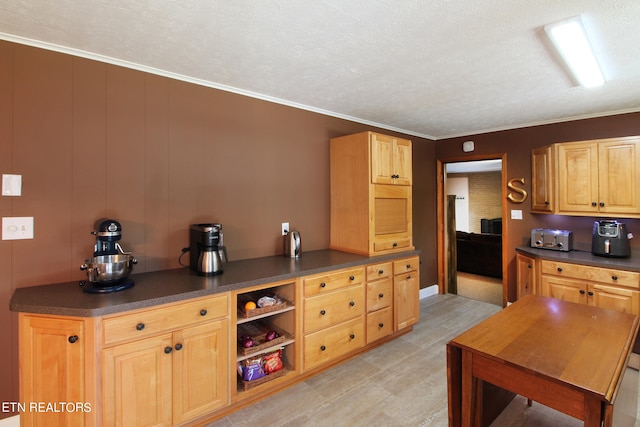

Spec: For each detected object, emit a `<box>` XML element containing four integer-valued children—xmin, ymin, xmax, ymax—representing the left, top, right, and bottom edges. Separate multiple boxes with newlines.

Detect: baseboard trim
<box><xmin>0</xmin><ymin>415</ymin><xmax>19</xmax><ymax>427</ymax></box>
<box><xmin>420</xmin><ymin>284</ymin><xmax>438</xmax><ymax>299</ymax></box>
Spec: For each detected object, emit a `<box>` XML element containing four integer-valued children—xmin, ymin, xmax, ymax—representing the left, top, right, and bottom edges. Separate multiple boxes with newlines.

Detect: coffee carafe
<box><xmin>189</xmin><ymin>224</ymin><xmax>224</xmax><ymax>275</ymax></box>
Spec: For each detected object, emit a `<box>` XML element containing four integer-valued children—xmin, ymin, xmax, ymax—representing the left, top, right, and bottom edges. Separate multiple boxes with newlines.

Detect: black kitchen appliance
<box><xmin>81</xmin><ymin>219</ymin><xmax>136</xmax><ymax>293</ymax></box>
<box><xmin>189</xmin><ymin>223</ymin><xmax>225</xmax><ymax>276</ymax></box>
<box><xmin>592</xmin><ymin>220</ymin><xmax>631</xmax><ymax>258</ymax></box>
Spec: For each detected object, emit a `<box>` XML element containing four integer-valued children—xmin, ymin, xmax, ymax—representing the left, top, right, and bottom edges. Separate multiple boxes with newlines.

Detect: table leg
<box><xmin>602</xmin><ymin>402</ymin><xmax>613</xmax><ymax>427</ymax></box>
<box><xmin>461</xmin><ymin>350</ymin><xmax>481</xmax><ymax>426</ymax></box>
<box><xmin>446</xmin><ymin>343</ymin><xmax>462</xmax><ymax>427</ymax></box>
<box><xmin>583</xmin><ymin>394</ymin><xmax>603</xmax><ymax>427</ymax></box>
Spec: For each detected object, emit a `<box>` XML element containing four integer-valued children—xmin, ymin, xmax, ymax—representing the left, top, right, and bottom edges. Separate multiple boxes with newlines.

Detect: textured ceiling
<box><xmin>1</xmin><ymin>0</ymin><xmax>639</xmax><ymax>139</ymax></box>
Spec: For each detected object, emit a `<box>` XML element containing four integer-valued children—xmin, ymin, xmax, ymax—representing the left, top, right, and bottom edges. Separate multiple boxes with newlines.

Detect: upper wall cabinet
<box><xmin>370</xmin><ymin>133</ymin><xmax>412</xmax><ymax>185</ymax></box>
<box><xmin>330</xmin><ymin>131</ymin><xmax>414</xmax><ymax>256</ymax></box>
<box><xmin>532</xmin><ymin>136</ymin><xmax>640</xmax><ymax>218</ymax></box>
<box><xmin>531</xmin><ymin>145</ymin><xmax>554</xmax><ymax>213</ymax></box>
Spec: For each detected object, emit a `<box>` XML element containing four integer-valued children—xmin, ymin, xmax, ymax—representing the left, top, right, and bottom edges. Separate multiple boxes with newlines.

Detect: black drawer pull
<box><xmin>580</xmin><ymin>289</ymin><xmax>586</xmax><ymax>295</ymax></box>
<box><xmin>320</xmin><ymin>282</ymin><xmax>326</xmax><ymax>288</ymax></box>
<box><xmin>528</xmin><ymin>264</ymin><xmax>532</xmax><ymax>269</ymax></box>
<box><xmin>320</xmin><ymin>309</ymin><xmax>326</xmax><ymax>315</ymax></box>
<box><xmin>599</xmin><ymin>202</ymin><xmax>605</xmax><ymax>207</ymax></box>
<box><xmin>406</xmin><ymin>275</ymin><xmax>412</xmax><ymax>280</ymax></box>
<box><xmin>136</xmin><ymin>323</ymin><xmax>145</xmax><ymax>331</ymax></box>
<box><xmin>378</xmin><ymin>269</ymin><xmax>384</xmax><ymax>275</ymax></box>
<box><xmin>612</xmin><ymin>276</ymin><xmax>618</xmax><ymax>281</ymax></box>
<box><xmin>200</xmin><ymin>309</ymin><xmax>207</xmax><ymax>316</ymax></box>
<box><xmin>164</xmin><ymin>346</ymin><xmax>173</xmax><ymax>354</ymax></box>
<box><xmin>349</xmin><ymin>301</ymin><xmax>355</xmax><ymax>307</ymax></box>
<box><xmin>379</xmin><ymin>293</ymin><xmax>384</xmax><ymax>298</ymax></box>
<box><xmin>588</xmin><ymin>291</ymin><xmax>594</xmax><ymax>296</ymax></box>
<box><xmin>349</xmin><ymin>275</ymin><xmax>355</xmax><ymax>281</ymax></box>
<box><xmin>320</xmin><ymin>345</ymin><xmax>326</xmax><ymax>351</ymax></box>
<box><xmin>592</xmin><ymin>202</ymin><xmax>597</xmax><ymax>207</ymax></box>
<box><xmin>349</xmin><ymin>334</ymin><xmax>355</xmax><ymax>339</ymax></box>
<box><xmin>175</xmin><ymin>343</ymin><xmax>183</xmax><ymax>351</ymax></box>
<box><xmin>557</xmin><ymin>267</ymin><xmax>563</xmax><ymax>272</ymax></box>
<box><xmin>393</xmin><ymin>242</ymin><xmax>398</xmax><ymax>247</ymax></box>
<box><xmin>406</xmin><ymin>264</ymin><xmax>412</xmax><ymax>269</ymax></box>
<box><xmin>68</xmin><ymin>335</ymin><xmax>79</xmax><ymax>344</ymax></box>
<box><xmin>378</xmin><ymin>323</ymin><xmax>384</xmax><ymax>328</ymax></box>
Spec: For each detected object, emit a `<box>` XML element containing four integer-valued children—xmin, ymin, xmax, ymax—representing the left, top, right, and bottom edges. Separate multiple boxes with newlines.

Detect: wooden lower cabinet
<box><xmin>18</xmin><ymin>255</ymin><xmax>420</xmax><ymax>426</ymax></box>
<box><xmin>19</xmin><ymin>314</ymin><xmax>96</xmax><ymax>427</ymax></box>
<box><xmin>539</xmin><ymin>259</ymin><xmax>640</xmax><ymax>315</ymax></box>
<box><xmin>103</xmin><ymin>320</ymin><xmax>228</xmax><ymax>426</ymax></box>
<box><xmin>516</xmin><ymin>253</ymin><xmax>537</xmax><ymax>299</ymax></box>
<box><xmin>394</xmin><ymin>257</ymin><xmax>420</xmax><ymax>330</ymax></box>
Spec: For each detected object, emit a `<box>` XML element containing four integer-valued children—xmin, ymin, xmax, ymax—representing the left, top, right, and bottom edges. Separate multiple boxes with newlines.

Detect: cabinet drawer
<box><xmin>366</xmin><ymin>262</ymin><xmax>393</xmax><ymax>281</ymax></box>
<box><xmin>541</xmin><ymin>260</ymin><xmax>639</xmax><ymax>289</ymax></box>
<box><xmin>394</xmin><ymin>257</ymin><xmax>419</xmax><ymax>275</ymax></box>
<box><xmin>374</xmin><ymin>238</ymin><xmax>411</xmax><ymax>253</ymax></box>
<box><xmin>304</xmin><ymin>317</ymin><xmax>364</xmax><ymax>371</ymax></box>
<box><xmin>366</xmin><ymin>306</ymin><xmax>393</xmax><ymax>344</ymax></box>
<box><xmin>367</xmin><ymin>278</ymin><xmax>393</xmax><ymax>312</ymax></box>
<box><xmin>303</xmin><ymin>267</ymin><xmax>364</xmax><ymax>297</ymax></box>
<box><xmin>103</xmin><ymin>294</ymin><xmax>228</xmax><ymax>346</ymax></box>
<box><xmin>304</xmin><ymin>285</ymin><xmax>364</xmax><ymax>334</ymax></box>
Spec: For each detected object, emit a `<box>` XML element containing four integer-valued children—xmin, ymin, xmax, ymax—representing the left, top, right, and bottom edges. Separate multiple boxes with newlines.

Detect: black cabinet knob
<box><xmin>406</xmin><ymin>264</ymin><xmax>411</xmax><ymax>269</ymax></box>
<box><xmin>320</xmin><ymin>309</ymin><xmax>326</xmax><ymax>315</ymax></box>
<box><xmin>200</xmin><ymin>309</ymin><xmax>207</xmax><ymax>316</ymax></box>
<box><xmin>557</xmin><ymin>267</ymin><xmax>563</xmax><ymax>272</ymax></box>
<box><xmin>545</xmin><ymin>201</ymin><xmax>550</xmax><ymax>205</ymax></box>
<box><xmin>164</xmin><ymin>346</ymin><xmax>173</xmax><ymax>354</ymax></box>
<box><xmin>393</xmin><ymin>242</ymin><xmax>398</xmax><ymax>247</ymax></box>
<box><xmin>320</xmin><ymin>282</ymin><xmax>326</xmax><ymax>288</ymax></box>
<box><xmin>580</xmin><ymin>289</ymin><xmax>586</xmax><ymax>295</ymax></box>
<box><xmin>320</xmin><ymin>345</ymin><xmax>326</xmax><ymax>351</ymax></box>
<box><xmin>349</xmin><ymin>275</ymin><xmax>355</xmax><ymax>281</ymax></box>
<box><xmin>612</xmin><ymin>276</ymin><xmax>618</xmax><ymax>281</ymax></box>
<box><xmin>349</xmin><ymin>334</ymin><xmax>355</xmax><ymax>339</ymax></box>
<box><xmin>68</xmin><ymin>335</ymin><xmax>79</xmax><ymax>344</ymax></box>
<box><xmin>588</xmin><ymin>291</ymin><xmax>594</xmax><ymax>296</ymax></box>
<box><xmin>379</xmin><ymin>293</ymin><xmax>384</xmax><ymax>298</ymax></box>
<box><xmin>175</xmin><ymin>343</ymin><xmax>183</xmax><ymax>351</ymax></box>
<box><xmin>592</xmin><ymin>202</ymin><xmax>597</xmax><ymax>207</ymax></box>
<box><xmin>378</xmin><ymin>269</ymin><xmax>384</xmax><ymax>275</ymax></box>
<box><xmin>349</xmin><ymin>301</ymin><xmax>355</xmax><ymax>307</ymax></box>
<box><xmin>406</xmin><ymin>275</ymin><xmax>412</xmax><ymax>280</ymax></box>
<box><xmin>136</xmin><ymin>323</ymin><xmax>145</xmax><ymax>331</ymax></box>
<box><xmin>528</xmin><ymin>264</ymin><xmax>532</xmax><ymax>269</ymax></box>
<box><xmin>599</xmin><ymin>202</ymin><xmax>605</xmax><ymax>207</ymax></box>
<box><xmin>378</xmin><ymin>323</ymin><xmax>384</xmax><ymax>328</ymax></box>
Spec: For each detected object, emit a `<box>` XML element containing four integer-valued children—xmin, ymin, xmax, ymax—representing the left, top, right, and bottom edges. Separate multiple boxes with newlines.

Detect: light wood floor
<box><xmin>206</xmin><ymin>294</ymin><xmax>639</xmax><ymax>426</ymax></box>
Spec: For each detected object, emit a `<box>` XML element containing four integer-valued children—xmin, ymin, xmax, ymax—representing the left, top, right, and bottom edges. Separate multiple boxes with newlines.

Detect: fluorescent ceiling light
<box><xmin>544</xmin><ymin>16</ymin><xmax>605</xmax><ymax>87</ymax></box>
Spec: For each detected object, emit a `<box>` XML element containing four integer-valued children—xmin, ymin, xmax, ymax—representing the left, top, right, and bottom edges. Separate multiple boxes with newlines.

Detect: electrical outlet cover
<box><xmin>2</xmin><ymin>217</ymin><xmax>34</xmax><ymax>240</ymax></box>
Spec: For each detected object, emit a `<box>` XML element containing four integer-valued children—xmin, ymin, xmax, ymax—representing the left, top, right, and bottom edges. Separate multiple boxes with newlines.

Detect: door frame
<box><xmin>436</xmin><ymin>153</ymin><xmax>509</xmax><ymax>307</ymax></box>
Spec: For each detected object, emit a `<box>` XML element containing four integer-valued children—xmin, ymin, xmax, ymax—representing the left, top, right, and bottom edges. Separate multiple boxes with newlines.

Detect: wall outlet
<box><xmin>281</xmin><ymin>222</ymin><xmax>289</xmax><ymax>236</ymax></box>
<box><xmin>2</xmin><ymin>217</ymin><xmax>34</xmax><ymax>240</ymax></box>
<box><xmin>510</xmin><ymin>210</ymin><xmax>523</xmax><ymax>220</ymax></box>
<box><xmin>2</xmin><ymin>174</ymin><xmax>22</xmax><ymax>196</ymax></box>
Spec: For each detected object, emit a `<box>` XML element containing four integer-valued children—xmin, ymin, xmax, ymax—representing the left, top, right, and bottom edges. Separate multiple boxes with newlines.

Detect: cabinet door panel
<box><xmin>599</xmin><ymin>140</ymin><xmax>640</xmax><ymax>213</ymax></box>
<box><xmin>370</xmin><ymin>133</ymin><xmax>395</xmax><ymax>184</ymax></box>
<box><xmin>103</xmin><ymin>335</ymin><xmax>173</xmax><ymax>427</ymax></box>
<box><xmin>21</xmin><ymin>316</ymin><xmax>86</xmax><ymax>427</ymax></box>
<box><xmin>541</xmin><ymin>276</ymin><xmax>586</xmax><ymax>305</ymax></box>
<box><xmin>516</xmin><ymin>254</ymin><xmax>536</xmax><ymax>299</ymax></box>
<box><xmin>531</xmin><ymin>145</ymin><xmax>553</xmax><ymax>212</ymax></box>
<box><xmin>173</xmin><ymin>320</ymin><xmax>229</xmax><ymax>424</ymax></box>
<box><xmin>557</xmin><ymin>142</ymin><xmax>599</xmax><ymax>213</ymax></box>
<box><xmin>395</xmin><ymin>270</ymin><xmax>419</xmax><ymax>330</ymax></box>
<box><xmin>590</xmin><ymin>284</ymin><xmax>640</xmax><ymax>315</ymax></box>
<box><xmin>393</xmin><ymin>138</ymin><xmax>413</xmax><ymax>185</ymax></box>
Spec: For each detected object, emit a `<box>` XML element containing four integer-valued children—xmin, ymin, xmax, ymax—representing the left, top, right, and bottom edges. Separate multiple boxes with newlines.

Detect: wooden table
<box><xmin>447</xmin><ymin>295</ymin><xmax>639</xmax><ymax>427</ymax></box>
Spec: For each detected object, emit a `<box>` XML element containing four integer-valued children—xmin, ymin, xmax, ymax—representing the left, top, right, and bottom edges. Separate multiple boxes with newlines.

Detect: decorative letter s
<box><xmin>507</xmin><ymin>178</ymin><xmax>527</xmax><ymax>203</ymax></box>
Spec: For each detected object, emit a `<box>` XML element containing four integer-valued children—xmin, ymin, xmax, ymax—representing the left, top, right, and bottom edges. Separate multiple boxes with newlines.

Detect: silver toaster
<box><xmin>531</xmin><ymin>228</ymin><xmax>573</xmax><ymax>251</ymax></box>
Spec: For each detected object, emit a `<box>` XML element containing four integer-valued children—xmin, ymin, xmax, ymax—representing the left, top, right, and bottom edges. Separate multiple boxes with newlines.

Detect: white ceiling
<box><xmin>1</xmin><ymin>0</ymin><xmax>639</xmax><ymax>140</ymax></box>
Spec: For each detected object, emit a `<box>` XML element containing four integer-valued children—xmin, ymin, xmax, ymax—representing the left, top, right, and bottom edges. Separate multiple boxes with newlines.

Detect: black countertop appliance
<box><xmin>592</xmin><ymin>220</ymin><xmax>631</xmax><ymax>258</ymax></box>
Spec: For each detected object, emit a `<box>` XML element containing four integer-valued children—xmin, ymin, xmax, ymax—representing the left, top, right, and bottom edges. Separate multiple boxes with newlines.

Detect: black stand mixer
<box><xmin>80</xmin><ymin>219</ymin><xmax>137</xmax><ymax>293</ymax></box>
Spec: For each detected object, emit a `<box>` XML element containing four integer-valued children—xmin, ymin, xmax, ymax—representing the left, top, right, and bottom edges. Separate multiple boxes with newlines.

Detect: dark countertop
<box><xmin>516</xmin><ymin>246</ymin><xmax>640</xmax><ymax>273</ymax></box>
<box><xmin>10</xmin><ymin>249</ymin><xmax>420</xmax><ymax>317</ymax></box>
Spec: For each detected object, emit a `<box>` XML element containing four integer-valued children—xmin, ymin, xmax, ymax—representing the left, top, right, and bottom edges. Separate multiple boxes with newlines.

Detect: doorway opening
<box><xmin>437</xmin><ymin>154</ymin><xmax>508</xmax><ymax>307</ymax></box>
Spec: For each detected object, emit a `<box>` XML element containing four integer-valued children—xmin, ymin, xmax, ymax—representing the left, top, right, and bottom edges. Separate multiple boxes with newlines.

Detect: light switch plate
<box><xmin>282</xmin><ymin>222</ymin><xmax>289</xmax><ymax>236</ymax></box>
<box><xmin>2</xmin><ymin>174</ymin><xmax>22</xmax><ymax>196</ymax></box>
<box><xmin>2</xmin><ymin>217</ymin><xmax>34</xmax><ymax>240</ymax></box>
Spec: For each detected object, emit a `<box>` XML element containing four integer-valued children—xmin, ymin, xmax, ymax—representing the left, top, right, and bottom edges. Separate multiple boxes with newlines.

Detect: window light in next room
<box><xmin>544</xmin><ymin>15</ymin><xmax>605</xmax><ymax>88</ymax></box>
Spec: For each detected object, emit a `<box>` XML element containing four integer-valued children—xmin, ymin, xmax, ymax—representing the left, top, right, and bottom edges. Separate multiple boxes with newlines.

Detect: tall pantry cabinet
<box><xmin>330</xmin><ymin>132</ymin><xmax>414</xmax><ymax>256</ymax></box>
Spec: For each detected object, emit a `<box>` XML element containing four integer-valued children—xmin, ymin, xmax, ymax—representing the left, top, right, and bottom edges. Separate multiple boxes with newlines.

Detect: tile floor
<box><xmin>205</xmin><ymin>294</ymin><xmax>639</xmax><ymax>426</ymax></box>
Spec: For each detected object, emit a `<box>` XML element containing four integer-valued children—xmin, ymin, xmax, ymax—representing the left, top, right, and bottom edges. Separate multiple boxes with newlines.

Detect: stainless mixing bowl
<box><xmin>81</xmin><ymin>254</ymin><xmax>137</xmax><ymax>285</ymax></box>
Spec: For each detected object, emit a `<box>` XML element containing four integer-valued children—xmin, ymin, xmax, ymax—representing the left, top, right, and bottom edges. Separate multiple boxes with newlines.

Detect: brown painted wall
<box><xmin>436</xmin><ymin>112</ymin><xmax>640</xmax><ymax>301</ymax></box>
<box><xmin>0</xmin><ymin>41</ymin><xmax>437</xmax><ymax>413</ymax></box>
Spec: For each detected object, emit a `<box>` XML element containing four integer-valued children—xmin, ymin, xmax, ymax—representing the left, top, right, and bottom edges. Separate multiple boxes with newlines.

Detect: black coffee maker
<box><xmin>189</xmin><ymin>224</ymin><xmax>225</xmax><ymax>276</ymax></box>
